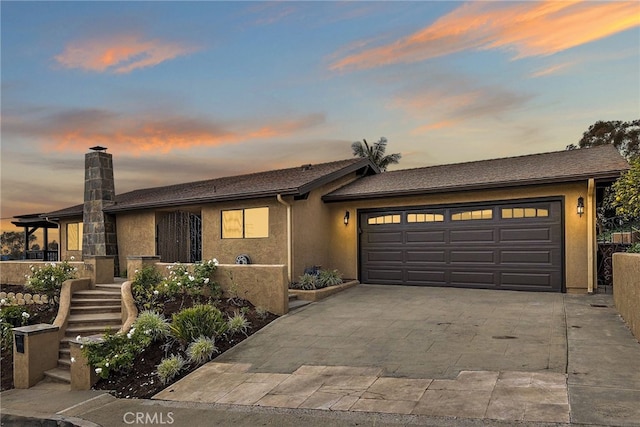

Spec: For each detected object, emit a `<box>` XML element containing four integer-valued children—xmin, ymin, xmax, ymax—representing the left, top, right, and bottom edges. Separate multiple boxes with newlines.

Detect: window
<box><xmin>451</xmin><ymin>209</ymin><xmax>493</xmax><ymax>221</ymax></box>
<box><xmin>501</xmin><ymin>207</ymin><xmax>549</xmax><ymax>219</ymax></box>
<box><xmin>66</xmin><ymin>222</ymin><xmax>83</xmax><ymax>251</ymax></box>
<box><xmin>407</xmin><ymin>212</ymin><xmax>444</xmax><ymax>223</ymax></box>
<box><xmin>222</xmin><ymin>207</ymin><xmax>269</xmax><ymax>238</ymax></box>
<box><xmin>367</xmin><ymin>214</ymin><xmax>401</xmax><ymax>225</ymax></box>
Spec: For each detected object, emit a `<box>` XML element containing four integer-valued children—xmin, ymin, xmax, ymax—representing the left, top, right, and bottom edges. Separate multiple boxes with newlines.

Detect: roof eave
<box><xmin>323</xmin><ymin>170</ymin><xmax>627</xmax><ymax>202</ymax></box>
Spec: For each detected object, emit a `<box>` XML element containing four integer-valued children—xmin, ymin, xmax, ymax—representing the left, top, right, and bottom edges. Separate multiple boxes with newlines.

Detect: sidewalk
<box><xmin>1</xmin><ymin>290</ymin><xmax>639</xmax><ymax>426</ymax></box>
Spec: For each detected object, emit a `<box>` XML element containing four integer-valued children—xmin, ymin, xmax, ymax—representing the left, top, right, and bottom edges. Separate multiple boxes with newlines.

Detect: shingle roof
<box><xmin>45</xmin><ymin>158</ymin><xmax>376</xmax><ymax>218</ymax></box>
<box><xmin>323</xmin><ymin>145</ymin><xmax>629</xmax><ymax>202</ymax></box>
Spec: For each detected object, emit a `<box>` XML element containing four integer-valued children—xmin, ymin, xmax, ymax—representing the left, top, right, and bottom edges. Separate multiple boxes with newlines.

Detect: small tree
<box><xmin>611</xmin><ymin>157</ymin><xmax>640</xmax><ymax>220</ymax></box>
<box><xmin>567</xmin><ymin>119</ymin><xmax>639</xmax><ymax>160</ymax></box>
<box><xmin>351</xmin><ymin>137</ymin><xmax>401</xmax><ymax>172</ymax></box>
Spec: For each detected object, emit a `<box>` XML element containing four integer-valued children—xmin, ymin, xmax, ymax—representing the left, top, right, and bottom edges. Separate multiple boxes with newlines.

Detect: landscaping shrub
<box><xmin>25</xmin><ymin>260</ymin><xmax>77</xmax><ymax>299</ymax></box>
<box><xmin>627</xmin><ymin>243</ymin><xmax>640</xmax><ymax>253</ymax></box>
<box><xmin>131</xmin><ymin>266</ymin><xmax>164</xmax><ymax>311</ymax></box>
<box><xmin>186</xmin><ymin>336</ymin><xmax>217</xmax><ymax>365</ymax></box>
<box><xmin>82</xmin><ymin>328</ymin><xmax>152</xmax><ymax>379</ymax></box>
<box><xmin>133</xmin><ymin>311</ymin><xmax>170</xmax><ymax>342</ymax></box>
<box><xmin>157</xmin><ymin>354</ymin><xmax>186</xmax><ymax>384</ymax></box>
<box><xmin>298</xmin><ymin>273</ymin><xmax>317</xmax><ymax>290</ymax></box>
<box><xmin>316</xmin><ymin>269</ymin><xmax>343</xmax><ymax>289</ymax></box>
<box><xmin>160</xmin><ymin>259</ymin><xmax>221</xmax><ymax>301</ymax></box>
<box><xmin>227</xmin><ymin>311</ymin><xmax>250</xmax><ymax>337</ymax></box>
<box><xmin>0</xmin><ymin>306</ymin><xmax>31</xmax><ymax>349</ymax></box>
<box><xmin>170</xmin><ymin>304</ymin><xmax>227</xmax><ymax>345</ymax></box>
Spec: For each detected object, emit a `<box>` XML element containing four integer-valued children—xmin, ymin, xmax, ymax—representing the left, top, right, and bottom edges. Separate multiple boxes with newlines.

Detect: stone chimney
<box><xmin>82</xmin><ymin>146</ymin><xmax>118</xmax><ymax>271</ymax></box>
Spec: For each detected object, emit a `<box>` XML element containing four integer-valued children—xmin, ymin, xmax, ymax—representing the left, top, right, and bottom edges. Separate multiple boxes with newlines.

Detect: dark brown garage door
<box><xmin>359</xmin><ymin>200</ymin><xmax>563</xmax><ymax>292</ymax></box>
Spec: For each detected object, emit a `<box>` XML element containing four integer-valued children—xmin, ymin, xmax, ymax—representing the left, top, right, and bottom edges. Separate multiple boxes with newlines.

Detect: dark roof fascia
<box><xmin>322</xmin><ymin>170</ymin><xmax>627</xmax><ymax>203</ymax></box>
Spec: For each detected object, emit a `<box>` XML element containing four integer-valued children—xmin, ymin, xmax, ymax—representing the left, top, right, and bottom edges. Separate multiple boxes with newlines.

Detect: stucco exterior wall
<box><xmin>613</xmin><ymin>253</ymin><xmax>640</xmax><ymax>340</ymax></box>
<box><xmin>290</xmin><ymin>172</ymin><xmax>361</xmax><ymax>280</ymax></box>
<box><xmin>115</xmin><ymin>211</ymin><xmax>156</xmax><ymax>274</ymax></box>
<box><xmin>326</xmin><ymin>181</ymin><xmax>592</xmax><ymax>293</ymax></box>
<box><xmin>201</xmin><ymin>198</ymin><xmax>287</xmax><ymax>266</ymax></box>
<box><xmin>59</xmin><ymin>217</ymin><xmax>83</xmax><ymax>262</ymax></box>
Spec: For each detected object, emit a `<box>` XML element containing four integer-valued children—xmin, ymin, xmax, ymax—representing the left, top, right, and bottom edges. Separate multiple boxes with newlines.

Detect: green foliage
<box><xmin>81</xmin><ymin>328</ymin><xmax>152</xmax><ymax>379</ymax></box>
<box><xmin>157</xmin><ymin>354</ymin><xmax>186</xmax><ymax>384</ymax></box>
<box><xmin>569</xmin><ymin>119</ymin><xmax>640</xmax><ymax>160</ymax></box>
<box><xmin>186</xmin><ymin>336</ymin><xmax>217</xmax><ymax>365</ymax></box>
<box><xmin>255</xmin><ymin>306</ymin><xmax>270</xmax><ymax>320</ymax></box>
<box><xmin>298</xmin><ymin>273</ymin><xmax>317</xmax><ymax>290</ymax></box>
<box><xmin>227</xmin><ymin>311</ymin><xmax>250</xmax><ymax>337</ymax></box>
<box><xmin>316</xmin><ymin>269</ymin><xmax>343</xmax><ymax>289</ymax></box>
<box><xmin>170</xmin><ymin>304</ymin><xmax>227</xmax><ymax>345</ymax></box>
<box><xmin>351</xmin><ymin>137</ymin><xmax>401</xmax><ymax>172</ymax></box>
<box><xmin>1</xmin><ymin>231</ymin><xmax>36</xmax><ymax>259</ymax></box>
<box><xmin>612</xmin><ymin>157</ymin><xmax>640</xmax><ymax>219</ymax></box>
<box><xmin>225</xmin><ymin>271</ymin><xmax>246</xmax><ymax>306</ymax></box>
<box><xmin>25</xmin><ymin>260</ymin><xmax>77</xmax><ymax>299</ymax></box>
<box><xmin>133</xmin><ymin>311</ymin><xmax>170</xmax><ymax>342</ymax></box>
<box><xmin>160</xmin><ymin>259</ymin><xmax>221</xmax><ymax>301</ymax></box>
<box><xmin>131</xmin><ymin>266</ymin><xmax>164</xmax><ymax>311</ymax></box>
<box><xmin>0</xmin><ymin>306</ymin><xmax>31</xmax><ymax>349</ymax></box>
<box><xmin>627</xmin><ymin>243</ymin><xmax>640</xmax><ymax>253</ymax></box>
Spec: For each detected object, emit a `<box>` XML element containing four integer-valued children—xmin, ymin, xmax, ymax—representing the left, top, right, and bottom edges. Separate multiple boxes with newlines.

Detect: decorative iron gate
<box><xmin>156</xmin><ymin>211</ymin><xmax>202</xmax><ymax>263</ymax></box>
<box><xmin>596</xmin><ymin>216</ymin><xmax>638</xmax><ymax>293</ymax></box>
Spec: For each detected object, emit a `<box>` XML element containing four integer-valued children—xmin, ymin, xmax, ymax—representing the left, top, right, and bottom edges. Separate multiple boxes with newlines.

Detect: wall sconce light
<box><xmin>343</xmin><ymin>210</ymin><xmax>350</xmax><ymax>225</ymax></box>
<box><xmin>577</xmin><ymin>196</ymin><xmax>584</xmax><ymax>217</ymax></box>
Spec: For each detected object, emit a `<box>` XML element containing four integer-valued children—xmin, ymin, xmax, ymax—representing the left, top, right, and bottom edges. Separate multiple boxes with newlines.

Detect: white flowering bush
<box><xmin>160</xmin><ymin>259</ymin><xmax>221</xmax><ymax>301</ymax></box>
<box><xmin>0</xmin><ymin>305</ymin><xmax>32</xmax><ymax>349</ymax></box>
<box><xmin>131</xmin><ymin>266</ymin><xmax>164</xmax><ymax>311</ymax></box>
<box><xmin>81</xmin><ymin>327</ymin><xmax>152</xmax><ymax>379</ymax></box>
<box><xmin>25</xmin><ymin>260</ymin><xmax>77</xmax><ymax>299</ymax></box>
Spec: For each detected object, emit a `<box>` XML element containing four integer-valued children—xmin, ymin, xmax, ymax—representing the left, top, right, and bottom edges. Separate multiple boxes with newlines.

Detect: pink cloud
<box><xmin>55</xmin><ymin>35</ymin><xmax>199</xmax><ymax>73</ymax></box>
<box><xmin>331</xmin><ymin>1</ymin><xmax>640</xmax><ymax>71</ymax></box>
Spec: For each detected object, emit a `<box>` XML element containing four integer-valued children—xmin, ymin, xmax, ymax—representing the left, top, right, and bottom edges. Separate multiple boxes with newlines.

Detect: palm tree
<box><xmin>351</xmin><ymin>137</ymin><xmax>401</xmax><ymax>172</ymax></box>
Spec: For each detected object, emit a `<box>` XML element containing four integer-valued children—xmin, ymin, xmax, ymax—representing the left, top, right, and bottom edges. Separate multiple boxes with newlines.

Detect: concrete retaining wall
<box><xmin>0</xmin><ymin>261</ymin><xmax>90</xmax><ymax>286</ymax></box>
<box><xmin>613</xmin><ymin>253</ymin><xmax>640</xmax><ymax>340</ymax></box>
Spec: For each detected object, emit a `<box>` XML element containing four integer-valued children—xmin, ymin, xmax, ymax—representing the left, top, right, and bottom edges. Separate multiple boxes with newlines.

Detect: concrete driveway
<box><xmin>155</xmin><ymin>285</ymin><xmax>640</xmax><ymax>426</ymax></box>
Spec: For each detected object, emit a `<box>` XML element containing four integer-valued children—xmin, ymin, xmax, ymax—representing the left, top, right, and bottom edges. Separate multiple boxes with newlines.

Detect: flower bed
<box><xmin>289</xmin><ymin>280</ymin><xmax>359</xmax><ymax>302</ymax></box>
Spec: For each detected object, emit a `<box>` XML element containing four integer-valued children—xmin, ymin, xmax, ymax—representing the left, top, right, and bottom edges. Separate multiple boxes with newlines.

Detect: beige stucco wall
<box><xmin>613</xmin><ymin>253</ymin><xmax>640</xmax><ymax>340</ymax></box>
<box><xmin>326</xmin><ymin>181</ymin><xmax>592</xmax><ymax>293</ymax></box>
<box><xmin>201</xmin><ymin>198</ymin><xmax>288</xmax><ymax>266</ymax></box>
<box><xmin>0</xmin><ymin>261</ymin><xmax>90</xmax><ymax>285</ymax></box>
<box><xmin>59</xmin><ymin>217</ymin><xmax>83</xmax><ymax>262</ymax></box>
<box><xmin>115</xmin><ymin>211</ymin><xmax>156</xmax><ymax>274</ymax></box>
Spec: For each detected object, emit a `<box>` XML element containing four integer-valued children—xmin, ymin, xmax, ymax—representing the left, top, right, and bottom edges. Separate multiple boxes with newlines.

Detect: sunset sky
<box><xmin>1</xmin><ymin>1</ymin><xmax>639</xmax><ymax>242</ymax></box>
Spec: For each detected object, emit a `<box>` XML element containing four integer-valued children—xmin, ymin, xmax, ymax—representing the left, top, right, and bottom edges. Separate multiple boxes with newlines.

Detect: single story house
<box><xmin>34</xmin><ymin>144</ymin><xmax>628</xmax><ymax>294</ymax></box>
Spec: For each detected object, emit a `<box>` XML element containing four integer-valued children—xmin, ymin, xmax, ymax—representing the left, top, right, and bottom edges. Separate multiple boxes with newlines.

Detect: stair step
<box><xmin>69</xmin><ymin>312</ymin><xmax>122</xmax><ymax>323</ymax></box>
<box><xmin>66</xmin><ymin>325</ymin><xmax>121</xmax><ymax>337</ymax></box>
<box><xmin>58</xmin><ymin>358</ymin><xmax>71</xmax><ymax>367</ymax></box>
<box><xmin>70</xmin><ymin>305</ymin><xmax>121</xmax><ymax>314</ymax></box>
<box><xmin>59</xmin><ymin>348</ymin><xmax>70</xmax><ymax>357</ymax></box>
<box><xmin>43</xmin><ymin>367</ymin><xmax>70</xmax><ymax>384</ymax></box>
<box><xmin>95</xmin><ymin>284</ymin><xmax>122</xmax><ymax>291</ymax></box>
<box><xmin>74</xmin><ymin>290</ymin><xmax>123</xmax><ymax>298</ymax></box>
<box><xmin>72</xmin><ymin>298</ymin><xmax>121</xmax><ymax>306</ymax></box>
<box><xmin>289</xmin><ymin>299</ymin><xmax>311</xmax><ymax>311</ymax></box>
<box><xmin>288</xmin><ymin>293</ymin><xmax>298</xmax><ymax>301</ymax></box>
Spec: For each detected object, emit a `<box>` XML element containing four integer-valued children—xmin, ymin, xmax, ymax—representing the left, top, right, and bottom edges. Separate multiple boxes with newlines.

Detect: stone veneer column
<box><xmin>82</xmin><ymin>148</ymin><xmax>119</xmax><ymax>275</ymax></box>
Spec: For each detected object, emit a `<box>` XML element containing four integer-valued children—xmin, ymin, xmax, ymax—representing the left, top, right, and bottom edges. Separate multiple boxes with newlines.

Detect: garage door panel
<box><xmin>450</xmin><ymin>229</ymin><xmax>494</xmax><ymax>242</ymax></box>
<box><xmin>406</xmin><ymin>270</ymin><xmax>446</xmax><ymax>284</ymax></box>
<box><xmin>406</xmin><ymin>250</ymin><xmax>446</xmax><ymax>263</ymax></box>
<box><xmin>450</xmin><ymin>250</ymin><xmax>495</xmax><ymax>263</ymax></box>
<box><xmin>360</xmin><ymin>200</ymin><xmax>563</xmax><ymax>292</ymax></box>
<box><xmin>363</xmin><ymin>268</ymin><xmax>404</xmax><ymax>283</ymax></box>
<box><xmin>500</xmin><ymin>228</ymin><xmax>551</xmax><ymax>242</ymax></box>
<box><xmin>450</xmin><ymin>271</ymin><xmax>496</xmax><ymax>285</ymax></box>
<box><xmin>406</xmin><ymin>231</ymin><xmax>446</xmax><ymax>243</ymax></box>
<box><xmin>501</xmin><ymin>250</ymin><xmax>552</xmax><ymax>264</ymax></box>
<box><xmin>366</xmin><ymin>250</ymin><xmax>403</xmax><ymax>262</ymax></box>
<box><xmin>367</xmin><ymin>231</ymin><xmax>403</xmax><ymax>244</ymax></box>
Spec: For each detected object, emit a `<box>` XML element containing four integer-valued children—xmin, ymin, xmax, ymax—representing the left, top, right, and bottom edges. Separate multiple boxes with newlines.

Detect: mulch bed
<box><xmin>0</xmin><ymin>283</ymin><xmax>278</xmax><ymax>398</ymax></box>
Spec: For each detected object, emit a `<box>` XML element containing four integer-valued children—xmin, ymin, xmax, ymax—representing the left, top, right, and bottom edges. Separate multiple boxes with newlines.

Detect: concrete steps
<box><xmin>288</xmin><ymin>292</ymin><xmax>311</xmax><ymax>311</ymax></box>
<box><xmin>44</xmin><ymin>282</ymin><xmax>123</xmax><ymax>385</ymax></box>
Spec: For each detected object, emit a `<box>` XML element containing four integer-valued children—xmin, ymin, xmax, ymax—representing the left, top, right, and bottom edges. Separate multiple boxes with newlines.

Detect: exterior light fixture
<box><xmin>344</xmin><ymin>211</ymin><xmax>350</xmax><ymax>225</ymax></box>
<box><xmin>577</xmin><ymin>197</ymin><xmax>585</xmax><ymax>217</ymax></box>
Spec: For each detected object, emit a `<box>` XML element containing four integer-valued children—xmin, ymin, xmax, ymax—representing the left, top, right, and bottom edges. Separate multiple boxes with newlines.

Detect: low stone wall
<box><xmin>0</xmin><ymin>291</ymin><xmax>51</xmax><ymax>305</ymax></box>
<box><xmin>613</xmin><ymin>253</ymin><xmax>640</xmax><ymax>341</ymax></box>
<box><xmin>0</xmin><ymin>261</ymin><xmax>90</xmax><ymax>286</ymax></box>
